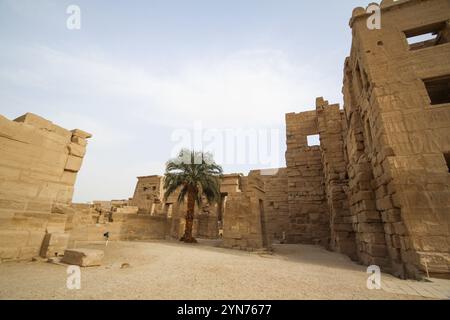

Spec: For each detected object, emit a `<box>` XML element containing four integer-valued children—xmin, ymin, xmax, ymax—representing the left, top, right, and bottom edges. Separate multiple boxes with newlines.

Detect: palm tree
<box><xmin>163</xmin><ymin>149</ymin><xmax>223</xmax><ymax>243</ymax></box>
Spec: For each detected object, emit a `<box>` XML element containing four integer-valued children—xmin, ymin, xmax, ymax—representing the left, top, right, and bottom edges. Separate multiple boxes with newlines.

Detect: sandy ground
<box><xmin>0</xmin><ymin>240</ymin><xmax>440</xmax><ymax>300</ymax></box>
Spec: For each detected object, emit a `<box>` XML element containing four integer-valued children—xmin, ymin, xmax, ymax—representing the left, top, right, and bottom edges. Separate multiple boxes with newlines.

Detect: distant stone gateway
<box><xmin>0</xmin><ymin>0</ymin><xmax>449</xmax><ymax>281</ymax></box>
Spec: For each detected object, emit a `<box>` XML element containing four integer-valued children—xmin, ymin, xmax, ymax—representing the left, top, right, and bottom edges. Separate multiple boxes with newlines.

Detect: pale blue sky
<box><xmin>0</xmin><ymin>0</ymin><xmax>376</xmax><ymax>202</ymax></box>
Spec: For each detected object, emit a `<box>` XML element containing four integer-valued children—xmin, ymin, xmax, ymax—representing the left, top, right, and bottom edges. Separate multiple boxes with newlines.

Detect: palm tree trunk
<box><xmin>182</xmin><ymin>188</ymin><xmax>197</xmax><ymax>243</ymax></box>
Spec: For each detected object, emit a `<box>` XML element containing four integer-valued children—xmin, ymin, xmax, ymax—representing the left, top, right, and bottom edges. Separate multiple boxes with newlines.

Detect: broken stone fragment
<box><xmin>61</xmin><ymin>248</ymin><xmax>104</xmax><ymax>267</ymax></box>
<box><xmin>71</xmin><ymin>135</ymin><xmax>87</xmax><ymax>146</ymax></box>
<box><xmin>71</xmin><ymin>129</ymin><xmax>92</xmax><ymax>139</ymax></box>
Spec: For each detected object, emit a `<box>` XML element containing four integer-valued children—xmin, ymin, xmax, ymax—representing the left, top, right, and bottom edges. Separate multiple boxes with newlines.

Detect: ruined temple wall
<box><xmin>285</xmin><ymin>111</ymin><xmax>329</xmax><ymax>245</ymax></box>
<box><xmin>130</xmin><ymin>174</ymin><xmax>226</xmax><ymax>240</ymax></box>
<box><xmin>345</xmin><ymin>0</ymin><xmax>450</xmax><ymax>277</ymax></box>
<box><xmin>222</xmin><ymin>172</ymin><xmax>268</xmax><ymax>250</ymax></box>
<box><xmin>130</xmin><ymin>176</ymin><xmax>165</xmax><ymax>214</ymax></box>
<box><xmin>112</xmin><ymin>214</ymin><xmax>168</xmax><ymax>241</ymax></box>
<box><xmin>0</xmin><ymin>113</ymin><xmax>91</xmax><ymax>261</ymax></box>
<box><xmin>173</xmin><ymin>198</ymin><xmax>219</xmax><ymax>239</ymax></box>
<box><xmin>168</xmin><ymin>201</ymin><xmax>188</xmax><ymax>239</ymax></box>
<box><xmin>130</xmin><ymin>175</ymin><xmax>193</xmax><ymax>239</ymax></box>
<box><xmin>254</xmin><ymin>168</ymin><xmax>289</xmax><ymax>242</ymax></box>
<box><xmin>316</xmin><ymin>99</ymin><xmax>356</xmax><ymax>258</ymax></box>
<box><xmin>129</xmin><ymin>173</ymin><xmax>255</xmax><ymax>241</ymax></box>
<box><xmin>68</xmin><ymin>214</ymin><xmax>168</xmax><ymax>247</ymax></box>
<box><xmin>343</xmin><ymin>92</ymin><xmax>390</xmax><ymax>269</ymax></box>
<box><xmin>195</xmin><ymin>214</ymin><xmax>219</xmax><ymax>239</ymax></box>
<box><xmin>195</xmin><ymin>200</ymin><xmax>219</xmax><ymax>239</ymax></box>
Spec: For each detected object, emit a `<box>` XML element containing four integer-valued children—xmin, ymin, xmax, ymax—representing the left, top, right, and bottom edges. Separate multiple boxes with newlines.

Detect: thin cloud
<box><xmin>2</xmin><ymin>45</ymin><xmax>331</xmax><ymax>128</ymax></box>
<box><xmin>0</xmin><ymin>44</ymin><xmax>338</xmax><ymax>202</ymax></box>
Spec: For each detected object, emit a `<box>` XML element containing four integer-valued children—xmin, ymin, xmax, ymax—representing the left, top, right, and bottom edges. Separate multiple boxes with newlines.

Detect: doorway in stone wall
<box><xmin>164</xmin><ymin>203</ymin><xmax>173</xmax><ymax>218</ymax></box>
<box><xmin>217</xmin><ymin>193</ymin><xmax>228</xmax><ymax>238</ymax></box>
<box><xmin>259</xmin><ymin>199</ymin><xmax>269</xmax><ymax>247</ymax></box>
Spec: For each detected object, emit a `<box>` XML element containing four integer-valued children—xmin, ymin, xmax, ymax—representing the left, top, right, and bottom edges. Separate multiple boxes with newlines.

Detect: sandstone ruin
<box><xmin>0</xmin><ymin>0</ymin><xmax>449</xmax><ymax>280</ymax></box>
<box><xmin>0</xmin><ymin>113</ymin><xmax>92</xmax><ymax>260</ymax></box>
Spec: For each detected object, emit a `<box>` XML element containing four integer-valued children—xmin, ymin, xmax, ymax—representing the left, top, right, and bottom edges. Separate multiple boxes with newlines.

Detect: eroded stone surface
<box><xmin>0</xmin><ymin>113</ymin><xmax>92</xmax><ymax>261</ymax></box>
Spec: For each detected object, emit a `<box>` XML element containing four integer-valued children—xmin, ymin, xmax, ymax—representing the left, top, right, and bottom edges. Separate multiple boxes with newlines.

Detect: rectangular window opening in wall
<box><xmin>404</xmin><ymin>21</ymin><xmax>449</xmax><ymax>51</ymax></box>
<box><xmin>307</xmin><ymin>134</ymin><xmax>320</xmax><ymax>147</ymax></box>
<box><xmin>423</xmin><ymin>75</ymin><xmax>450</xmax><ymax>105</ymax></box>
<box><xmin>444</xmin><ymin>153</ymin><xmax>450</xmax><ymax>173</ymax></box>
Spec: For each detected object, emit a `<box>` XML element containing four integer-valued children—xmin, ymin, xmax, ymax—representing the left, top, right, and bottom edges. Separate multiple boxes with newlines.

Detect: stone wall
<box><xmin>222</xmin><ymin>172</ymin><xmax>268</xmax><ymax>250</ymax></box>
<box><xmin>316</xmin><ymin>98</ymin><xmax>356</xmax><ymax>259</ymax></box>
<box><xmin>270</xmin><ymin>0</ymin><xmax>450</xmax><ymax>279</ymax></box>
<box><xmin>285</xmin><ymin>111</ymin><xmax>329</xmax><ymax>246</ymax></box>
<box><xmin>0</xmin><ymin>113</ymin><xmax>91</xmax><ymax>261</ymax></box>
<box><xmin>195</xmin><ymin>201</ymin><xmax>220</xmax><ymax>239</ymax></box>
<box><xmin>128</xmin><ymin>172</ymin><xmax>270</xmax><ymax>249</ymax></box>
<box><xmin>66</xmin><ymin>202</ymin><xmax>170</xmax><ymax>248</ymax></box>
<box><xmin>342</xmin><ymin>0</ymin><xmax>450</xmax><ymax>278</ymax></box>
<box><xmin>256</xmin><ymin>168</ymin><xmax>289</xmax><ymax>242</ymax></box>
<box><xmin>130</xmin><ymin>176</ymin><xmax>164</xmax><ymax>214</ymax></box>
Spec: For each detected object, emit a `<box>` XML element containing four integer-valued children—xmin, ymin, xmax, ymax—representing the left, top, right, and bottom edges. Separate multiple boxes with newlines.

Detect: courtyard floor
<box><xmin>0</xmin><ymin>240</ymin><xmax>449</xmax><ymax>300</ymax></box>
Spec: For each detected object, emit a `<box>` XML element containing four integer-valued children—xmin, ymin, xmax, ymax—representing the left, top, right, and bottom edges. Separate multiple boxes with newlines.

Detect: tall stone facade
<box><xmin>277</xmin><ymin>0</ymin><xmax>450</xmax><ymax>279</ymax></box>
<box><xmin>285</xmin><ymin>111</ymin><xmax>330</xmax><ymax>246</ymax></box>
<box><xmin>222</xmin><ymin>171</ymin><xmax>269</xmax><ymax>250</ymax></box>
<box><xmin>285</xmin><ymin>100</ymin><xmax>357</xmax><ymax>259</ymax></box>
<box><xmin>316</xmin><ymin>99</ymin><xmax>355</xmax><ymax>258</ymax></box>
<box><xmin>130</xmin><ymin>176</ymin><xmax>165</xmax><ymax>214</ymax></box>
<box><xmin>0</xmin><ymin>113</ymin><xmax>92</xmax><ymax>260</ymax></box>
<box><xmin>341</xmin><ymin>0</ymin><xmax>450</xmax><ymax>278</ymax></box>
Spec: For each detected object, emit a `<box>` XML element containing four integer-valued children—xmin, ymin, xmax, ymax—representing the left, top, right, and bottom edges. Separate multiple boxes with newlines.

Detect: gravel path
<box><xmin>0</xmin><ymin>240</ymin><xmax>433</xmax><ymax>300</ymax></box>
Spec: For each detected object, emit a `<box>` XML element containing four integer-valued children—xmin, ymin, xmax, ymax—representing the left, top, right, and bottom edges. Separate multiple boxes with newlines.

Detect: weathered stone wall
<box><xmin>125</xmin><ymin>172</ymin><xmax>268</xmax><ymax>248</ymax></box>
<box><xmin>129</xmin><ymin>172</ymin><xmax>271</xmax><ymax>249</ymax></box>
<box><xmin>316</xmin><ymin>98</ymin><xmax>356</xmax><ymax>259</ymax></box>
<box><xmin>255</xmin><ymin>168</ymin><xmax>289</xmax><ymax>242</ymax></box>
<box><xmin>130</xmin><ymin>173</ymin><xmax>270</xmax><ymax>243</ymax></box>
<box><xmin>0</xmin><ymin>113</ymin><xmax>91</xmax><ymax>261</ymax></box>
<box><xmin>130</xmin><ymin>175</ymin><xmax>220</xmax><ymax>239</ymax></box>
<box><xmin>130</xmin><ymin>176</ymin><xmax>164</xmax><ymax>214</ymax></box>
<box><xmin>118</xmin><ymin>215</ymin><xmax>168</xmax><ymax>240</ymax></box>
<box><xmin>222</xmin><ymin>172</ymin><xmax>268</xmax><ymax>250</ymax></box>
<box><xmin>343</xmin><ymin>0</ymin><xmax>450</xmax><ymax>278</ymax></box>
<box><xmin>195</xmin><ymin>200</ymin><xmax>219</xmax><ymax>239</ymax></box>
<box><xmin>274</xmin><ymin>0</ymin><xmax>450</xmax><ymax>279</ymax></box>
<box><xmin>66</xmin><ymin>201</ymin><xmax>171</xmax><ymax>248</ymax></box>
<box><xmin>285</xmin><ymin>111</ymin><xmax>329</xmax><ymax>246</ymax></box>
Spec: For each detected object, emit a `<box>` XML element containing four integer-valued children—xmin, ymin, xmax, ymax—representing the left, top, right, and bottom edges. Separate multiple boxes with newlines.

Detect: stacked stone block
<box><xmin>285</xmin><ymin>111</ymin><xmax>330</xmax><ymax>246</ymax></box>
<box><xmin>257</xmin><ymin>168</ymin><xmax>289</xmax><ymax>242</ymax></box>
<box><xmin>343</xmin><ymin>0</ymin><xmax>450</xmax><ymax>278</ymax></box>
<box><xmin>316</xmin><ymin>98</ymin><xmax>356</xmax><ymax>258</ymax></box>
<box><xmin>222</xmin><ymin>172</ymin><xmax>268</xmax><ymax>250</ymax></box>
<box><xmin>0</xmin><ymin>113</ymin><xmax>91</xmax><ymax>261</ymax></box>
